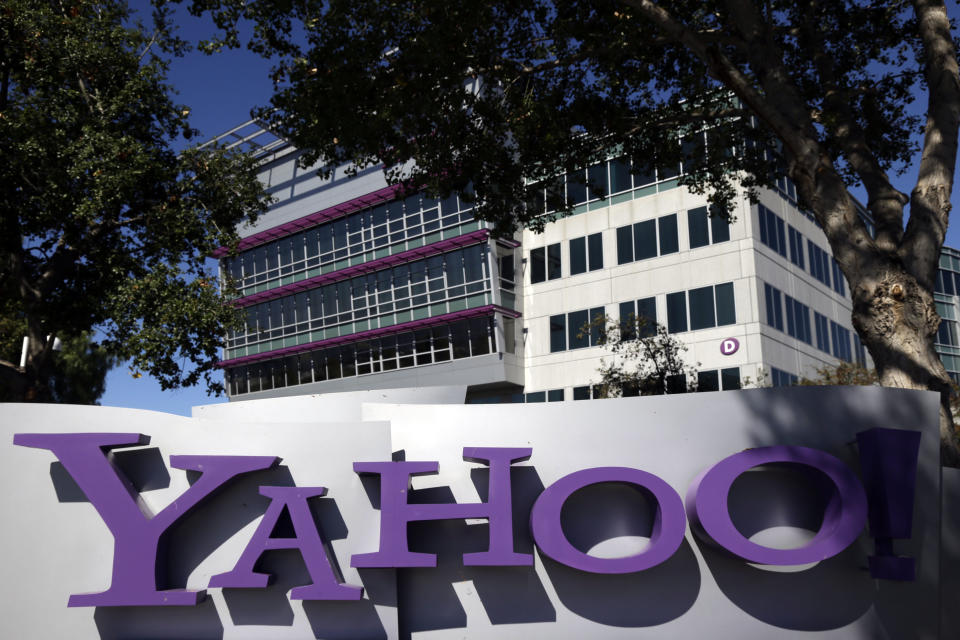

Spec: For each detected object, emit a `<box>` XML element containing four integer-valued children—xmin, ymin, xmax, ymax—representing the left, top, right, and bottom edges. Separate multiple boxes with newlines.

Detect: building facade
<box><xmin>215</xmin><ymin>121</ymin><xmax>867</xmax><ymax>402</ymax></box>
<box><xmin>935</xmin><ymin>245</ymin><xmax>960</xmax><ymax>385</ymax></box>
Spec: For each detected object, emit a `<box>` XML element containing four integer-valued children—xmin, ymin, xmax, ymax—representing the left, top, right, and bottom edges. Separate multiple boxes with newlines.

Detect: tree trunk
<box><xmin>851</xmin><ymin>260</ymin><xmax>960</xmax><ymax>466</ymax></box>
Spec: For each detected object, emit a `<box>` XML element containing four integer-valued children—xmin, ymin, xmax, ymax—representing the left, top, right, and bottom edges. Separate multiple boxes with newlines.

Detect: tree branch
<box><xmin>901</xmin><ymin>0</ymin><xmax>960</xmax><ymax>289</ymax></box>
<box><xmin>799</xmin><ymin>7</ymin><xmax>906</xmax><ymax>256</ymax></box>
<box><xmin>618</xmin><ymin>0</ymin><xmax>812</xmax><ymax>166</ymax></box>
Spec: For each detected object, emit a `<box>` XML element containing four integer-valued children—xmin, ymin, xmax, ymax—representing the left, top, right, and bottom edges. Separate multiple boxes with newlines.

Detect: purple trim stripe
<box><xmin>218</xmin><ymin>304</ymin><xmax>521</xmax><ymax>369</ymax></box>
<box><xmin>232</xmin><ymin>229</ymin><xmax>491</xmax><ymax>308</ymax></box>
<box><xmin>213</xmin><ymin>184</ymin><xmax>405</xmax><ymax>258</ymax></box>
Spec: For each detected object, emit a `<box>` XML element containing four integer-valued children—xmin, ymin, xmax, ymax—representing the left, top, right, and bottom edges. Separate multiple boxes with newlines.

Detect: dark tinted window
<box><xmin>617</xmin><ymin>226</ymin><xmax>634</xmax><ymax>264</ymax></box>
<box><xmin>610</xmin><ymin>158</ymin><xmax>632</xmax><ymax>193</ymax></box>
<box><xmin>637</xmin><ymin>297</ymin><xmax>657</xmax><ymax>336</ymax></box>
<box><xmin>667</xmin><ymin>292</ymin><xmax>687</xmax><ymax>333</ymax></box>
<box><xmin>570</xmin><ymin>237</ymin><xmax>587</xmax><ymax>275</ymax></box>
<box><xmin>715</xmin><ymin>282</ymin><xmax>736</xmax><ymax>325</ymax></box>
<box><xmin>566</xmin><ymin>170</ymin><xmax>587</xmax><ymax>205</ymax></box>
<box><xmin>550</xmin><ymin>314</ymin><xmax>566</xmax><ymax>352</ymax></box>
<box><xmin>587</xmin><ymin>163</ymin><xmax>608</xmax><ymax>200</ymax></box>
<box><xmin>688</xmin><ymin>207</ymin><xmax>710</xmax><ymax>249</ymax></box>
<box><xmin>635</xmin><ymin>219</ymin><xmax>657</xmax><ymax>260</ymax></box>
<box><xmin>711</xmin><ymin>212</ymin><xmax>730</xmax><ymax>243</ymax></box>
<box><xmin>588</xmin><ymin>233</ymin><xmax>603</xmax><ymax>271</ymax></box>
<box><xmin>721</xmin><ymin>367</ymin><xmax>741</xmax><ymax>390</ymax></box>
<box><xmin>689</xmin><ymin>286</ymin><xmax>716</xmax><ymax>330</ymax></box>
<box><xmin>531</xmin><ymin>247</ymin><xmax>545</xmax><ymax>283</ymax></box>
<box><xmin>698</xmin><ymin>370</ymin><xmax>719</xmax><ymax>392</ymax></box>
<box><xmin>568</xmin><ymin>310</ymin><xmax>589</xmax><ymax>349</ymax></box>
<box><xmin>658</xmin><ymin>214</ymin><xmax>679</xmax><ymax>255</ymax></box>
<box><xmin>547</xmin><ymin>243</ymin><xmax>562</xmax><ymax>280</ymax></box>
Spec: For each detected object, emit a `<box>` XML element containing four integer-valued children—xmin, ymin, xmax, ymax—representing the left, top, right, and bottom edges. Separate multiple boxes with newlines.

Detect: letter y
<box><xmin>14</xmin><ymin>433</ymin><xmax>277</xmax><ymax>606</ymax></box>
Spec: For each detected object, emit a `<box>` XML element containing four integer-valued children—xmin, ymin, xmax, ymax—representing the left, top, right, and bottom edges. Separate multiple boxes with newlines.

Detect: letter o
<box><xmin>530</xmin><ymin>467</ymin><xmax>687</xmax><ymax>573</ymax></box>
<box><xmin>686</xmin><ymin>446</ymin><xmax>867</xmax><ymax>565</ymax></box>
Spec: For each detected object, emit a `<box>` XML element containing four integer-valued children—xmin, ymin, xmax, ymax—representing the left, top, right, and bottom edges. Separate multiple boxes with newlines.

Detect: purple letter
<box><xmin>209</xmin><ymin>486</ymin><xmax>362</xmax><ymax>599</ymax></box>
<box><xmin>14</xmin><ymin>433</ymin><xmax>277</xmax><ymax>606</ymax></box>
<box><xmin>686</xmin><ymin>446</ymin><xmax>867</xmax><ymax>565</ymax></box>
<box><xmin>530</xmin><ymin>467</ymin><xmax>687</xmax><ymax>573</ymax></box>
<box><xmin>351</xmin><ymin>447</ymin><xmax>532</xmax><ymax>568</ymax></box>
<box><xmin>856</xmin><ymin>428</ymin><xmax>921</xmax><ymax>580</ymax></box>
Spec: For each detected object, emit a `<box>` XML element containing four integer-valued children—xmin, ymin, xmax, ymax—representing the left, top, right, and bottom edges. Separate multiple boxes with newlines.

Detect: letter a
<box><xmin>209</xmin><ymin>486</ymin><xmax>362</xmax><ymax>600</ymax></box>
<box><xmin>14</xmin><ymin>433</ymin><xmax>278</xmax><ymax>606</ymax></box>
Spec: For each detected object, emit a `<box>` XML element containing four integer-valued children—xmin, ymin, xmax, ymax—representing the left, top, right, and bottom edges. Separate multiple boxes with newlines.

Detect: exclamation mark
<box><xmin>856</xmin><ymin>427</ymin><xmax>922</xmax><ymax>581</ymax></box>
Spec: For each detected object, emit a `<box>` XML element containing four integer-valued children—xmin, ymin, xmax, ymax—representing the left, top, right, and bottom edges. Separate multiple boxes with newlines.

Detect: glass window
<box><xmin>247</xmin><ymin>364</ymin><xmax>262</xmax><ymax>393</ymax></box>
<box><xmin>711</xmin><ymin>212</ymin><xmax>730</xmax><ymax>243</ymax></box>
<box><xmin>266</xmin><ymin>242</ymin><xmax>279</xmax><ymax>270</ymax></box>
<box><xmin>689</xmin><ymin>286</ymin><xmax>716</xmax><ymax>330</ymax></box>
<box><xmin>570</xmin><ymin>236</ymin><xmax>587</xmax><ymax>275</ymax></box>
<box><xmin>617</xmin><ymin>225</ymin><xmax>634</xmax><ymax>264</ymax></box>
<box><xmin>715</xmin><ymin>282</ymin><xmax>736</xmax><ymax>326</ymax></box>
<box><xmin>568</xmin><ymin>309</ymin><xmax>589</xmax><ymax>349</ymax></box>
<box><xmin>610</xmin><ymin>158</ymin><xmax>632</xmax><ymax>194</ymax></box>
<box><xmin>432</xmin><ymin>326</ymin><xmax>450</xmax><ymax>362</ymax></box>
<box><xmin>503</xmin><ymin>317</ymin><xmax>516</xmax><ymax>353</ymax></box>
<box><xmin>452</xmin><ymin>322</ymin><xmax>470</xmax><ymax>358</ymax></box>
<box><xmin>526</xmin><ymin>183</ymin><xmax>545</xmax><ymax>215</ymax></box>
<box><xmin>464</xmin><ymin>244</ymin><xmax>484</xmax><ymax>283</ymax></box>
<box><xmin>776</xmin><ymin>217</ymin><xmax>786</xmax><ymax>258</ymax></box>
<box><xmin>590</xmin><ymin>307</ymin><xmax>604</xmax><ymax>345</ymax></box>
<box><xmin>688</xmin><ymin>207</ymin><xmax>710</xmax><ymax>249</ymax></box>
<box><xmin>658</xmin><ymin>214</ymin><xmax>679</xmax><ymax>255</ymax></box>
<box><xmin>531</xmin><ymin>247</ymin><xmax>546</xmax><ymax>283</ymax></box>
<box><xmin>546</xmin><ymin>176</ymin><xmax>565</xmax><ymax>212</ymax></box>
<box><xmin>667</xmin><ymin>291</ymin><xmax>687</xmax><ymax>333</ymax></box>
<box><xmin>573</xmin><ymin>386</ymin><xmax>591</xmax><ymax>400</ymax></box>
<box><xmin>620</xmin><ymin>301</ymin><xmax>637</xmax><ymax>339</ymax></box>
<box><xmin>636</xmin><ymin>297</ymin><xmax>657</xmax><ymax>336</ymax></box>
<box><xmin>566</xmin><ymin>170</ymin><xmax>587</xmax><ymax>206</ymax></box>
<box><xmin>547</xmin><ymin>243</ymin><xmax>562</xmax><ymax>280</ymax></box>
<box><xmin>340</xmin><ymin>346</ymin><xmax>356</xmax><ymax>377</ymax></box>
<box><xmin>550</xmin><ymin>314</ymin><xmax>567</xmax><ymax>352</ymax></box>
<box><xmin>633</xmin><ymin>160</ymin><xmax>656</xmax><ymax>186</ymax></box>
<box><xmin>498</xmin><ymin>252</ymin><xmax>515</xmax><ymax>286</ymax></box>
<box><xmin>470</xmin><ymin>317</ymin><xmax>490</xmax><ymax>355</ymax></box>
<box><xmin>548</xmin><ymin>388</ymin><xmax>565</xmax><ymax>402</ymax></box>
<box><xmin>326</xmin><ymin>348</ymin><xmax>342</xmax><ymax>379</ymax></box>
<box><xmin>414</xmin><ymin>330</ymin><xmax>432</xmax><ymax>365</ymax></box>
<box><xmin>587</xmin><ymin>163</ymin><xmax>607</xmax><ymax>200</ymax></box>
<box><xmin>297</xmin><ymin>353</ymin><xmax>312</xmax><ymax>384</ymax></box>
<box><xmin>231</xmin><ymin>366</ymin><xmax>248</xmax><ymax>395</ymax></box>
<box><xmin>660</xmin><ymin>158</ymin><xmax>679</xmax><ymax>180</ymax></box>
<box><xmin>446</xmin><ymin>250</ymin><xmax>465</xmax><ymax>286</ymax></box>
<box><xmin>666</xmin><ymin>373</ymin><xmax>686</xmax><ymax>393</ymax></box>
<box><xmin>635</xmin><ymin>219</ymin><xmax>657</xmax><ymax>260</ymax></box>
<box><xmin>698</xmin><ymin>370</ymin><xmax>719</xmax><ymax>392</ymax></box>
<box><xmin>588</xmin><ymin>233</ymin><xmax>603</xmax><ymax>271</ymax></box>
<box><xmin>721</xmin><ymin>367</ymin><xmax>741</xmax><ymax>390</ymax></box>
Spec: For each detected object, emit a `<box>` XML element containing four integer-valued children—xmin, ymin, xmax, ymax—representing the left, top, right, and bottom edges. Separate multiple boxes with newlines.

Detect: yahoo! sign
<box><xmin>13</xmin><ymin>427</ymin><xmax>921</xmax><ymax>608</ymax></box>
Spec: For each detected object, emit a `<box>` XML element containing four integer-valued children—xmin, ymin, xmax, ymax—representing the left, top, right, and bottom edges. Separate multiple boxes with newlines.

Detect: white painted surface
<box><xmin>0</xmin><ymin>386</ymin><xmax>941</xmax><ymax>639</ymax></box>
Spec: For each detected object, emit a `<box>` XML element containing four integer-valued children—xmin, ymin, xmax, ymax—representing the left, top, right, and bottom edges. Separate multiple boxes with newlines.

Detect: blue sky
<box><xmin>98</xmin><ymin>2</ymin><xmax>960</xmax><ymax>416</ymax></box>
<box><xmin>99</xmin><ymin>2</ymin><xmax>276</xmax><ymax>415</ymax></box>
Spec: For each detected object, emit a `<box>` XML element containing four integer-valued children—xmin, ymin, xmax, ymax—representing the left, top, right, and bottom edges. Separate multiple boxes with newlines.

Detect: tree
<box><xmin>592</xmin><ymin>314</ymin><xmax>699</xmax><ymax>397</ymax></box>
<box><xmin>0</xmin><ymin>301</ymin><xmax>115</xmax><ymax>403</ymax></box>
<box><xmin>0</xmin><ymin>0</ymin><xmax>269</xmax><ymax>401</ymax></box>
<box><xmin>184</xmin><ymin>0</ymin><xmax>960</xmax><ymax>462</ymax></box>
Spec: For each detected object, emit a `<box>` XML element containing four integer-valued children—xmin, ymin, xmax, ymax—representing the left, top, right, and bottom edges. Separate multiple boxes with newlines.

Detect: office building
<box><xmin>213</xmin><ymin>121</ymin><xmax>867</xmax><ymax>401</ymax></box>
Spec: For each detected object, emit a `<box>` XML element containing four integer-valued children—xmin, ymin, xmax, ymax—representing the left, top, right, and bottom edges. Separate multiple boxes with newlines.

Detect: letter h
<box><xmin>351</xmin><ymin>447</ymin><xmax>532</xmax><ymax>568</ymax></box>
